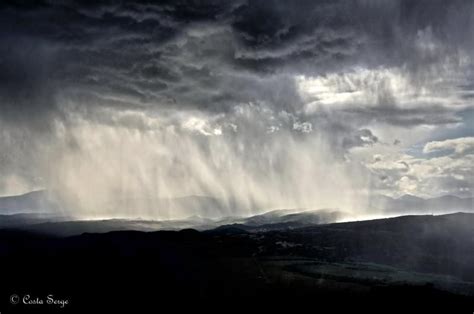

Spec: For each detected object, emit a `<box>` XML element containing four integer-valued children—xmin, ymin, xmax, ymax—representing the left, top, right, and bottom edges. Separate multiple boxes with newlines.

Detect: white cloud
<box><xmin>293</xmin><ymin>121</ymin><xmax>312</xmax><ymax>133</ymax></box>
<box><xmin>182</xmin><ymin>116</ymin><xmax>222</xmax><ymax>136</ymax></box>
<box><xmin>423</xmin><ymin>137</ymin><xmax>474</xmax><ymax>155</ymax></box>
<box><xmin>362</xmin><ymin>147</ymin><xmax>473</xmax><ymax>198</ymax></box>
<box><xmin>296</xmin><ymin>56</ymin><xmax>473</xmax><ymax>127</ymax></box>
<box><xmin>297</xmin><ymin>67</ymin><xmax>410</xmax><ymax>109</ymax></box>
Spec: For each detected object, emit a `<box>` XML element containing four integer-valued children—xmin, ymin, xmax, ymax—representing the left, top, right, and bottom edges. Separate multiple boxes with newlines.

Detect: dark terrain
<box><xmin>0</xmin><ymin>212</ymin><xmax>473</xmax><ymax>312</ymax></box>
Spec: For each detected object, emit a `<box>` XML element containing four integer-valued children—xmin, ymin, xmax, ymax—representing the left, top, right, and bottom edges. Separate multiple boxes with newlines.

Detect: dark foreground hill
<box><xmin>0</xmin><ymin>213</ymin><xmax>473</xmax><ymax>312</ymax></box>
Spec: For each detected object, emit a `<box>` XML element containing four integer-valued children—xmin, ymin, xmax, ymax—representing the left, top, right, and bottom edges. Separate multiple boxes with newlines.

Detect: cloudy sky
<box><xmin>0</xmin><ymin>0</ymin><xmax>473</xmax><ymax>217</ymax></box>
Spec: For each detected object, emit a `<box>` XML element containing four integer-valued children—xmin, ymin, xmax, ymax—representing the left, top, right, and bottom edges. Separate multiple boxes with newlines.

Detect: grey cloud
<box><xmin>343</xmin><ymin>128</ymin><xmax>378</xmax><ymax>149</ymax></box>
<box><xmin>344</xmin><ymin>104</ymin><xmax>463</xmax><ymax>127</ymax></box>
<box><xmin>0</xmin><ymin>0</ymin><xmax>472</xmax><ymax>207</ymax></box>
<box><xmin>366</xmin><ymin>145</ymin><xmax>474</xmax><ymax>198</ymax></box>
<box><xmin>0</xmin><ymin>37</ymin><xmax>61</xmax><ymax>132</ymax></box>
<box><xmin>423</xmin><ymin>137</ymin><xmax>474</xmax><ymax>156</ymax></box>
<box><xmin>1</xmin><ymin>0</ymin><xmax>472</xmax><ymax>123</ymax></box>
<box><xmin>0</xmin><ymin>3</ymin><xmax>472</xmax><ymax>151</ymax></box>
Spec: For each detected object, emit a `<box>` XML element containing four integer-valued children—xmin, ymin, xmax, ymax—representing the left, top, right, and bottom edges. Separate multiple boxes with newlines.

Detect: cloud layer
<box><xmin>0</xmin><ymin>1</ymin><xmax>472</xmax><ymax>217</ymax></box>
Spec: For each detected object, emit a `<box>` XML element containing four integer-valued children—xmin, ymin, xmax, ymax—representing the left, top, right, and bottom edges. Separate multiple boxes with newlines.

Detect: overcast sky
<box><xmin>0</xmin><ymin>1</ymin><xmax>473</xmax><ymax>216</ymax></box>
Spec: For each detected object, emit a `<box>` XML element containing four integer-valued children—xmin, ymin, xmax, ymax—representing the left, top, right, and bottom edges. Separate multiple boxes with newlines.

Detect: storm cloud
<box><xmin>0</xmin><ymin>0</ymin><xmax>473</xmax><ymax>217</ymax></box>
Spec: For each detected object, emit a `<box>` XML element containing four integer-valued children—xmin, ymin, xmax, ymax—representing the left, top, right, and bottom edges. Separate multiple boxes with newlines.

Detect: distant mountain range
<box><xmin>2</xmin><ymin>190</ymin><xmax>471</xmax><ymax>218</ymax></box>
<box><xmin>0</xmin><ymin>190</ymin><xmax>472</xmax><ymax>236</ymax></box>
<box><xmin>0</xmin><ymin>190</ymin><xmax>229</xmax><ymax>219</ymax></box>
<box><xmin>209</xmin><ymin>208</ymin><xmax>346</xmax><ymax>234</ymax></box>
<box><xmin>369</xmin><ymin>194</ymin><xmax>473</xmax><ymax>215</ymax></box>
<box><xmin>0</xmin><ymin>190</ymin><xmax>60</xmax><ymax>214</ymax></box>
<box><xmin>0</xmin><ymin>191</ymin><xmax>348</xmax><ymax>235</ymax></box>
<box><xmin>0</xmin><ymin>208</ymin><xmax>346</xmax><ymax>236</ymax></box>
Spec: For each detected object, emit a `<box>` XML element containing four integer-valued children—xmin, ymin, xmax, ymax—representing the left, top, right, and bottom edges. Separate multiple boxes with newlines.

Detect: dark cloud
<box><xmin>0</xmin><ymin>1</ymin><xmax>471</xmax><ymax>150</ymax></box>
<box><xmin>0</xmin><ymin>0</ymin><xmax>472</xmax><ymax>204</ymax></box>
<box><xmin>1</xmin><ymin>0</ymin><xmax>472</xmax><ymax>121</ymax></box>
<box><xmin>344</xmin><ymin>104</ymin><xmax>463</xmax><ymax>127</ymax></box>
<box><xmin>0</xmin><ymin>36</ymin><xmax>60</xmax><ymax>132</ymax></box>
<box><xmin>343</xmin><ymin>128</ymin><xmax>378</xmax><ymax>149</ymax></box>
